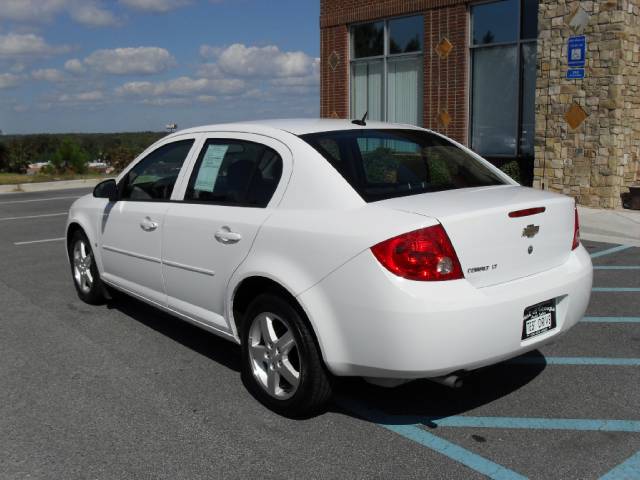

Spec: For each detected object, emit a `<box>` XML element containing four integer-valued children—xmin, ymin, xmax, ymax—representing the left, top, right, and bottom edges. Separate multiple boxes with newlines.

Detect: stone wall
<box><xmin>535</xmin><ymin>0</ymin><xmax>640</xmax><ymax>208</ymax></box>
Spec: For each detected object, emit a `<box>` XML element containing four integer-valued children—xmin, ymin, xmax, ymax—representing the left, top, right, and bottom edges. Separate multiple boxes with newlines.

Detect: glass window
<box><xmin>521</xmin><ymin>0</ymin><xmax>539</xmax><ymax>39</ymax></box>
<box><xmin>351</xmin><ymin>60</ymin><xmax>384</xmax><ymax>121</ymax></box>
<box><xmin>470</xmin><ymin>0</ymin><xmax>538</xmax><ymax>159</ymax></box>
<box><xmin>301</xmin><ymin>129</ymin><xmax>505</xmax><ymax>203</ymax></box>
<box><xmin>120</xmin><ymin>139</ymin><xmax>194</xmax><ymax>201</ymax></box>
<box><xmin>389</xmin><ymin>16</ymin><xmax>423</xmax><ymax>54</ymax></box>
<box><xmin>352</xmin><ymin>21</ymin><xmax>384</xmax><ymax>58</ymax></box>
<box><xmin>520</xmin><ymin>42</ymin><xmax>536</xmax><ymax>155</ymax></box>
<box><xmin>387</xmin><ymin>57</ymin><xmax>422</xmax><ymax>125</ymax></box>
<box><xmin>185</xmin><ymin>139</ymin><xmax>282</xmax><ymax>207</ymax></box>
<box><xmin>471</xmin><ymin>0</ymin><xmax>518</xmax><ymax>45</ymax></box>
<box><xmin>471</xmin><ymin>46</ymin><xmax>518</xmax><ymax>156</ymax></box>
<box><xmin>350</xmin><ymin>16</ymin><xmax>423</xmax><ymax>126</ymax></box>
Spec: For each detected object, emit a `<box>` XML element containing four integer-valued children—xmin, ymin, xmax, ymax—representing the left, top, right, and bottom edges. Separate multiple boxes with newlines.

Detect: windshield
<box><xmin>300</xmin><ymin>129</ymin><xmax>507</xmax><ymax>202</ymax></box>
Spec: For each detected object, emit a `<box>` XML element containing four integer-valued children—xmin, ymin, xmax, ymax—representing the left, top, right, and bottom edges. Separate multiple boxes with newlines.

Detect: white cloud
<box><xmin>0</xmin><ymin>72</ymin><xmax>22</xmax><ymax>89</ymax></box>
<box><xmin>0</xmin><ymin>1</ymin><xmax>120</xmax><ymax>27</ymax></box>
<box><xmin>58</xmin><ymin>90</ymin><xmax>105</xmax><ymax>103</ymax></box>
<box><xmin>84</xmin><ymin>47</ymin><xmax>175</xmax><ymax>75</ymax></box>
<box><xmin>206</xmin><ymin>43</ymin><xmax>317</xmax><ymax>78</ymax></box>
<box><xmin>119</xmin><ymin>0</ymin><xmax>191</xmax><ymax>12</ymax></box>
<box><xmin>70</xmin><ymin>3</ymin><xmax>119</xmax><ymax>27</ymax></box>
<box><xmin>64</xmin><ymin>58</ymin><xmax>86</xmax><ymax>74</ymax></box>
<box><xmin>31</xmin><ymin>68</ymin><xmax>65</xmax><ymax>82</ymax></box>
<box><xmin>0</xmin><ymin>33</ymin><xmax>70</xmax><ymax>57</ymax></box>
<box><xmin>199</xmin><ymin>45</ymin><xmax>223</xmax><ymax>59</ymax></box>
<box><xmin>115</xmin><ymin>76</ymin><xmax>245</xmax><ymax>99</ymax></box>
<box><xmin>0</xmin><ymin>0</ymin><xmax>67</xmax><ymax>22</ymax></box>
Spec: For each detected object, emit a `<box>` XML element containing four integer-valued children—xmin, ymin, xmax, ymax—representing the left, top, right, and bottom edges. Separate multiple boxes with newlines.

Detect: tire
<box><xmin>240</xmin><ymin>293</ymin><xmax>332</xmax><ymax>417</ymax></box>
<box><xmin>69</xmin><ymin>230</ymin><xmax>106</xmax><ymax>305</ymax></box>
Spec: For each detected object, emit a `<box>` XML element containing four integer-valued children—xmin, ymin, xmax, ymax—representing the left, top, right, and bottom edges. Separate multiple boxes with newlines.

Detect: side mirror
<box><xmin>93</xmin><ymin>179</ymin><xmax>118</xmax><ymax>202</ymax></box>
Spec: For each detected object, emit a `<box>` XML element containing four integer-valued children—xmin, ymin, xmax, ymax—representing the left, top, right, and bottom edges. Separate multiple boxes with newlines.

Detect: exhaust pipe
<box><xmin>429</xmin><ymin>374</ymin><xmax>464</xmax><ymax>389</ymax></box>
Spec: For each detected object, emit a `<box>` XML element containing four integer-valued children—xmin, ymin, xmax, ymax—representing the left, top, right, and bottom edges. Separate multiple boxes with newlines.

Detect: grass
<box><xmin>0</xmin><ymin>172</ymin><xmax>108</xmax><ymax>185</ymax></box>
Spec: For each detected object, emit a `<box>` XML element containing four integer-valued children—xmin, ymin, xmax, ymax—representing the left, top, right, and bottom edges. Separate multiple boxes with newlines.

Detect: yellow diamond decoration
<box><xmin>437</xmin><ymin>110</ymin><xmax>451</xmax><ymax>128</ymax></box>
<box><xmin>565</xmin><ymin>103</ymin><xmax>588</xmax><ymax>130</ymax></box>
<box><xmin>328</xmin><ymin>51</ymin><xmax>340</xmax><ymax>71</ymax></box>
<box><xmin>435</xmin><ymin>37</ymin><xmax>453</xmax><ymax>59</ymax></box>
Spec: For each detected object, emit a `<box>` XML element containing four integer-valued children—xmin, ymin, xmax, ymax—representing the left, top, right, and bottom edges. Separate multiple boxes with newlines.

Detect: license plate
<box><xmin>522</xmin><ymin>300</ymin><xmax>556</xmax><ymax>340</ymax></box>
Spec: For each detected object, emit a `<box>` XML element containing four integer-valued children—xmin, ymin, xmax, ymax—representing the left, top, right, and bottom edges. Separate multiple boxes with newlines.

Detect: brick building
<box><xmin>320</xmin><ymin>0</ymin><xmax>640</xmax><ymax>208</ymax></box>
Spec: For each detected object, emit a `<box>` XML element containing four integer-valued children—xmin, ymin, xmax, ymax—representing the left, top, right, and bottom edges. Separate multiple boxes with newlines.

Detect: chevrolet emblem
<box><xmin>522</xmin><ymin>224</ymin><xmax>540</xmax><ymax>238</ymax></box>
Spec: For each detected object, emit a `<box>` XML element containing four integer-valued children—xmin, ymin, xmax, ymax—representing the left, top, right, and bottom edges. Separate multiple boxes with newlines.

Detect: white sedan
<box><xmin>66</xmin><ymin>119</ymin><xmax>593</xmax><ymax>416</ymax></box>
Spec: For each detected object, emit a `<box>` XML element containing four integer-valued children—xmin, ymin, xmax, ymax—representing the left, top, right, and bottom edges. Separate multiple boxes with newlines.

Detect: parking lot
<box><xmin>0</xmin><ymin>188</ymin><xmax>638</xmax><ymax>479</ymax></box>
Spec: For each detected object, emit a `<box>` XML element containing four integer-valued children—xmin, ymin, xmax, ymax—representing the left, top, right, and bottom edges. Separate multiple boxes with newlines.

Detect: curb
<box><xmin>0</xmin><ymin>178</ymin><xmax>105</xmax><ymax>194</ymax></box>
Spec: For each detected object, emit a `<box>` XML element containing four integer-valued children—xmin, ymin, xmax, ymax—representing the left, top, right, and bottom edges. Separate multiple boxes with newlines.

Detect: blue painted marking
<box><xmin>594</xmin><ymin>266</ymin><xmax>640</xmax><ymax>270</ymax></box>
<box><xmin>429</xmin><ymin>416</ymin><xmax>640</xmax><ymax>433</ymax></box>
<box><xmin>582</xmin><ymin>317</ymin><xmax>640</xmax><ymax>323</ymax></box>
<box><xmin>382</xmin><ymin>424</ymin><xmax>527</xmax><ymax>480</ymax></box>
<box><xmin>336</xmin><ymin>398</ymin><xmax>527</xmax><ymax>480</ymax></box>
<box><xmin>593</xmin><ymin>287</ymin><xmax>640</xmax><ymax>292</ymax></box>
<box><xmin>590</xmin><ymin>245</ymin><xmax>634</xmax><ymax>259</ymax></box>
<box><xmin>600</xmin><ymin>451</ymin><xmax>640</xmax><ymax>480</ymax></box>
<box><xmin>510</xmin><ymin>356</ymin><xmax>640</xmax><ymax>366</ymax></box>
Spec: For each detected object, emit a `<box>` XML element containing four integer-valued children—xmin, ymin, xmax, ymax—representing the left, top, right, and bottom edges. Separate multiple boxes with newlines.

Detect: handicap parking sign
<box><xmin>568</xmin><ymin>35</ymin><xmax>586</xmax><ymax>68</ymax></box>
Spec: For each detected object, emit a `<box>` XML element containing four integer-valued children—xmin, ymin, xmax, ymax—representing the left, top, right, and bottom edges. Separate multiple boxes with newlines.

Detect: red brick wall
<box><xmin>320</xmin><ymin>0</ymin><xmax>470</xmax><ymax>146</ymax></box>
<box><xmin>423</xmin><ymin>4</ymin><xmax>468</xmax><ymax>144</ymax></box>
<box><xmin>320</xmin><ymin>25</ymin><xmax>349</xmax><ymax>119</ymax></box>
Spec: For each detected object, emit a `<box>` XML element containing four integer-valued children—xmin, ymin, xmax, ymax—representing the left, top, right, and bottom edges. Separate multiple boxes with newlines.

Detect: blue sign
<box><xmin>568</xmin><ymin>35</ymin><xmax>586</xmax><ymax>68</ymax></box>
<box><xmin>567</xmin><ymin>68</ymin><xmax>585</xmax><ymax>80</ymax></box>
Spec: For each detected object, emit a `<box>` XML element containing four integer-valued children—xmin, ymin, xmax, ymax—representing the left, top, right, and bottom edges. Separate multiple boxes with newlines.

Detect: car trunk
<box><xmin>377</xmin><ymin>185</ymin><xmax>576</xmax><ymax>288</ymax></box>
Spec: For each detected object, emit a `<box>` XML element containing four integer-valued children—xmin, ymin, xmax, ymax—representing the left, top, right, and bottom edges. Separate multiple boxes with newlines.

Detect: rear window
<box><xmin>300</xmin><ymin>129</ymin><xmax>506</xmax><ymax>202</ymax></box>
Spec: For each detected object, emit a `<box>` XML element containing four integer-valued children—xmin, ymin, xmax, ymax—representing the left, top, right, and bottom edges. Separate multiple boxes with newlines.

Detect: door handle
<box><xmin>215</xmin><ymin>226</ymin><xmax>242</xmax><ymax>244</ymax></box>
<box><xmin>140</xmin><ymin>216</ymin><xmax>159</xmax><ymax>232</ymax></box>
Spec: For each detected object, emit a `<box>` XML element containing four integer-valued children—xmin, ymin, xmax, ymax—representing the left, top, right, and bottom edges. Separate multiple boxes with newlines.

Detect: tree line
<box><xmin>0</xmin><ymin>132</ymin><xmax>166</xmax><ymax>174</ymax></box>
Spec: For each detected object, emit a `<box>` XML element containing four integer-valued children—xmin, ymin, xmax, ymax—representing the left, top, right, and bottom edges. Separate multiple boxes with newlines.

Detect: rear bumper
<box><xmin>298</xmin><ymin>245</ymin><xmax>593</xmax><ymax>378</ymax></box>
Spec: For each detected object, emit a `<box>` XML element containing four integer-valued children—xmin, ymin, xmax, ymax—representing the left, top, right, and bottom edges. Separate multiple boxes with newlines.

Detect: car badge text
<box><xmin>522</xmin><ymin>224</ymin><xmax>540</xmax><ymax>238</ymax></box>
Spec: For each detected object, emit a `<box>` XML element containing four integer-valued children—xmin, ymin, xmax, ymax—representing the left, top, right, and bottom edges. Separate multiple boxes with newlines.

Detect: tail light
<box><xmin>371</xmin><ymin>225</ymin><xmax>464</xmax><ymax>281</ymax></box>
<box><xmin>572</xmin><ymin>205</ymin><xmax>580</xmax><ymax>250</ymax></box>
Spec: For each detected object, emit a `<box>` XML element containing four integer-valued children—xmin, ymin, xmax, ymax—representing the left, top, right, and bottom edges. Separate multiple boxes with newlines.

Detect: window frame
<box><xmin>349</xmin><ymin>15</ymin><xmax>424</xmax><ymax>125</ymax></box>
<box><xmin>468</xmin><ymin>0</ymin><xmax>538</xmax><ymax>159</ymax></box>
<box><xmin>116</xmin><ymin>136</ymin><xmax>197</xmax><ymax>203</ymax></box>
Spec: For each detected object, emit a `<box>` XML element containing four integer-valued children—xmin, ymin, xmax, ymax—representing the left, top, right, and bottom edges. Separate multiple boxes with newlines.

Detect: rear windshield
<box><xmin>300</xmin><ymin>129</ymin><xmax>506</xmax><ymax>202</ymax></box>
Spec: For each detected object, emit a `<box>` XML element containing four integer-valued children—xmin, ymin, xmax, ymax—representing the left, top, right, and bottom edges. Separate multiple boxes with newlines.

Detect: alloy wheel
<box><xmin>248</xmin><ymin>312</ymin><xmax>301</xmax><ymax>400</ymax></box>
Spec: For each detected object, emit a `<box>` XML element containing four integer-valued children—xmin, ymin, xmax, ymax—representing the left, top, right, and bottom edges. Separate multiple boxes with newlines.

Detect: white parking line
<box><xmin>0</xmin><ymin>212</ymin><xmax>68</xmax><ymax>221</ymax></box>
<box><xmin>0</xmin><ymin>195</ymin><xmax>80</xmax><ymax>205</ymax></box>
<box><xmin>14</xmin><ymin>237</ymin><xmax>65</xmax><ymax>246</ymax></box>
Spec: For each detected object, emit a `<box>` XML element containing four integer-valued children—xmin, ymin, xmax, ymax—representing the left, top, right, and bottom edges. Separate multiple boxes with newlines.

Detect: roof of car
<box><xmin>170</xmin><ymin>118</ymin><xmax>425</xmax><ymax>137</ymax></box>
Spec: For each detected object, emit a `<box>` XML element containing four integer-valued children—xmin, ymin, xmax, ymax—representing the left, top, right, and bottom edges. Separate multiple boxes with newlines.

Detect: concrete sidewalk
<box><xmin>578</xmin><ymin>205</ymin><xmax>640</xmax><ymax>247</ymax></box>
<box><xmin>0</xmin><ymin>178</ymin><xmax>105</xmax><ymax>194</ymax></box>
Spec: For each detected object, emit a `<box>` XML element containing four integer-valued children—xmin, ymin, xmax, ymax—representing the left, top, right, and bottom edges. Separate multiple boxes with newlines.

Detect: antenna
<box><xmin>351</xmin><ymin>111</ymin><xmax>368</xmax><ymax>126</ymax></box>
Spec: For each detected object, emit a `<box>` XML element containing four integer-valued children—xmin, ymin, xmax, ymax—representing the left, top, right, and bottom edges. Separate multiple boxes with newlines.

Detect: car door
<box><xmin>162</xmin><ymin>133</ymin><xmax>290</xmax><ymax>332</ymax></box>
<box><xmin>100</xmin><ymin>137</ymin><xmax>197</xmax><ymax>305</ymax></box>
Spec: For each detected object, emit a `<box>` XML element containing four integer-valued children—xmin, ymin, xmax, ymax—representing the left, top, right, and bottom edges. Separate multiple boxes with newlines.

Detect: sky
<box><xmin>0</xmin><ymin>0</ymin><xmax>320</xmax><ymax>134</ymax></box>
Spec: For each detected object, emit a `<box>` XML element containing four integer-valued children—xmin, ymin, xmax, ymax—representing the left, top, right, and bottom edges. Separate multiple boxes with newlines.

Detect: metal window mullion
<box><xmin>384</xmin><ymin>20</ymin><xmax>389</xmax><ymax>122</ymax></box>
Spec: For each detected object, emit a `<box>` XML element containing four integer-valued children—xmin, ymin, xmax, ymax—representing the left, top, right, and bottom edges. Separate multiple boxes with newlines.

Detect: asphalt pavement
<box><xmin>0</xmin><ymin>188</ymin><xmax>638</xmax><ymax>479</ymax></box>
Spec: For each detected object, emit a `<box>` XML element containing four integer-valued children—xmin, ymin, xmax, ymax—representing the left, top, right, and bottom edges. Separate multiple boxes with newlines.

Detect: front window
<box><xmin>120</xmin><ymin>139</ymin><xmax>194</xmax><ymax>201</ymax></box>
<box><xmin>350</xmin><ymin>16</ymin><xmax>423</xmax><ymax>126</ymax></box>
<box><xmin>301</xmin><ymin>129</ymin><xmax>506</xmax><ymax>203</ymax></box>
<box><xmin>470</xmin><ymin>0</ymin><xmax>538</xmax><ymax>159</ymax></box>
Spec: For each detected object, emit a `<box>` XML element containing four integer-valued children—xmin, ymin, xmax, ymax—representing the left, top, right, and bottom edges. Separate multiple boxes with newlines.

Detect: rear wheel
<box><xmin>240</xmin><ymin>293</ymin><xmax>332</xmax><ymax>417</ymax></box>
<box><xmin>69</xmin><ymin>230</ymin><xmax>105</xmax><ymax>305</ymax></box>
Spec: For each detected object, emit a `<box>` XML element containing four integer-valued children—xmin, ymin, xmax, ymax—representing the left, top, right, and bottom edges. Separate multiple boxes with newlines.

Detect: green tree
<box><xmin>104</xmin><ymin>144</ymin><xmax>138</xmax><ymax>172</ymax></box>
<box><xmin>51</xmin><ymin>139</ymin><xmax>89</xmax><ymax>174</ymax></box>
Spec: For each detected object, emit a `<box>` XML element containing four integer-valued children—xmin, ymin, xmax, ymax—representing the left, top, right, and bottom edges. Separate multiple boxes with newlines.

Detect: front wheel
<box><xmin>69</xmin><ymin>230</ymin><xmax>105</xmax><ymax>305</ymax></box>
<box><xmin>240</xmin><ymin>293</ymin><xmax>332</xmax><ymax>417</ymax></box>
